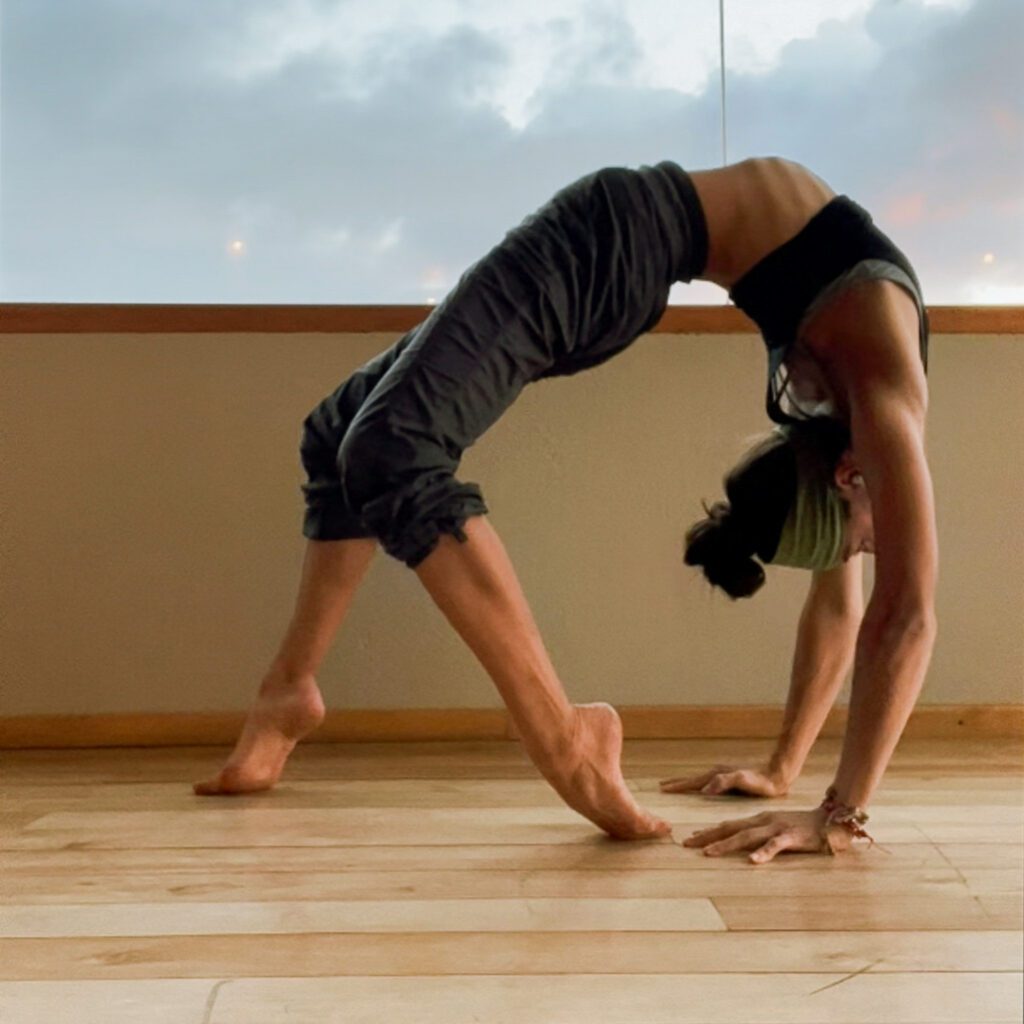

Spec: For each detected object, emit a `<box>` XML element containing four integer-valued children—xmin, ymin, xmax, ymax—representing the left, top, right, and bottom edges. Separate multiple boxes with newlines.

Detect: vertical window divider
<box><xmin>719</xmin><ymin>0</ymin><xmax>728</xmax><ymax>166</ymax></box>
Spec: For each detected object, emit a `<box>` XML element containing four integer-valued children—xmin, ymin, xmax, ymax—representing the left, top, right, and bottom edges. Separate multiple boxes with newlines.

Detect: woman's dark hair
<box><xmin>684</xmin><ymin>420</ymin><xmax>849</xmax><ymax>599</ymax></box>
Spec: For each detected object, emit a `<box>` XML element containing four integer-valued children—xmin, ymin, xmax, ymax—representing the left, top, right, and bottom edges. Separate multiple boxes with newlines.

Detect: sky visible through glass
<box><xmin>1</xmin><ymin>0</ymin><xmax>1020</xmax><ymax>304</ymax></box>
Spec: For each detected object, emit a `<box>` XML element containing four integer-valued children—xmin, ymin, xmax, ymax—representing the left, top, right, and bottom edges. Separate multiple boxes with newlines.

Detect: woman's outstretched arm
<box><xmin>683</xmin><ymin>283</ymin><xmax>936</xmax><ymax>863</ymax></box>
<box><xmin>660</xmin><ymin>558</ymin><xmax>862</xmax><ymax>800</ymax></box>
<box><xmin>825</xmin><ymin>282</ymin><xmax>938</xmax><ymax>811</ymax></box>
<box><xmin>829</xmin><ymin>390</ymin><xmax>937</xmax><ymax>809</ymax></box>
<box><xmin>767</xmin><ymin>557</ymin><xmax>865</xmax><ymax>787</ymax></box>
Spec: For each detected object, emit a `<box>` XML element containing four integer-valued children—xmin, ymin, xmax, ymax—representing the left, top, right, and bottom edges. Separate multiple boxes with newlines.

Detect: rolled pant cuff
<box><xmin>399</xmin><ymin>501</ymin><xmax>487</xmax><ymax>569</ymax></box>
<box><xmin>384</xmin><ymin>493</ymin><xmax>490</xmax><ymax>569</ymax></box>
<box><xmin>301</xmin><ymin>504</ymin><xmax>376</xmax><ymax>542</ymax></box>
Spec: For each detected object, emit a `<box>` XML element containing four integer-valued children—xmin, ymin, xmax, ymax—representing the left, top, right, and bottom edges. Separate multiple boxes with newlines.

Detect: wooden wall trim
<box><xmin>2</xmin><ymin>303</ymin><xmax>1022</xmax><ymax>335</ymax></box>
<box><xmin>1</xmin><ymin>704</ymin><xmax>1020</xmax><ymax>749</ymax></box>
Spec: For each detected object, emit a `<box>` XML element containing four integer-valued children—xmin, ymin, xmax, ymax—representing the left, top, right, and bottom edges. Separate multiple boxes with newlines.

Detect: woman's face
<box><xmin>834</xmin><ymin>453</ymin><xmax>875</xmax><ymax>560</ymax></box>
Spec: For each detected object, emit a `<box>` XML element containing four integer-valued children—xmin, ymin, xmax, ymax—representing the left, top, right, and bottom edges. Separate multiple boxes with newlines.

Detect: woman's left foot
<box><xmin>535</xmin><ymin>702</ymin><xmax>673</xmax><ymax>841</ymax></box>
<box><xmin>192</xmin><ymin>671</ymin><xmax>326</xmax><ymax>795</ymax></box>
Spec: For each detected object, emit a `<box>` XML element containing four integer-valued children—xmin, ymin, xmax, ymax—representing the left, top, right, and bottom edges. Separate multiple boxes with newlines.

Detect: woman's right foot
<box><xmin>192</xmin><ymin>671</ymin><xmax>326</xmax><ymax>795</ymax></box>
<box><xmin>537</xmin><ymin>702</ymin><xmax>673</xmax><ymax>841</ymax></box>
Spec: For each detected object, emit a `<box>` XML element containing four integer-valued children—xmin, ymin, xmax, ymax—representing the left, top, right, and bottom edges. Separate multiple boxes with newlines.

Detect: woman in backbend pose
<box><xmin>194</xmin><ymin>156</ymin><xmax>937</xmax><ymax>864</ymax></box>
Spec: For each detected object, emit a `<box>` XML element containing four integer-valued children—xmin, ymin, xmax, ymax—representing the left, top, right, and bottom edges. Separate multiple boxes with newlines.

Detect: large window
<box><xmin>1</xmin><ymin>0</ymin><xmax>1020</xmax><ymax>304</ymax></box>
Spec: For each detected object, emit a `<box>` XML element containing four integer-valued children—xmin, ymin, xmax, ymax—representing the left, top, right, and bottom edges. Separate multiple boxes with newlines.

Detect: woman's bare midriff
<box><xmin>688</xmin><ymin>157</ymin><xmax>836</xmax><ymax>290</ymax></box>
<box><xmin>687</xmin><ymin>156</ymin><xmax>847</xmax><ymax>409</ymax></box>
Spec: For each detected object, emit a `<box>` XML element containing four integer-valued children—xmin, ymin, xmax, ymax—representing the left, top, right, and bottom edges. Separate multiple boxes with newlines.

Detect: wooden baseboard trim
<box><xmin>0</xmin><ymin>705</ymin><xmax>1020</xmax><ymax>749</ymax></box>
<box><xmin>2</xmin><ymin>303</ymin><xmax>1021</xmax><ymax>335</ymax></box>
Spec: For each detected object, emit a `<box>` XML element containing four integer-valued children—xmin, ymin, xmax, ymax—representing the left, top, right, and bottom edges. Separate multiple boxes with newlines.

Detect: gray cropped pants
<box><xmin>298</xmin><ymin>161</ymin><xmax>708</xmax><ymax>568</ymax></box>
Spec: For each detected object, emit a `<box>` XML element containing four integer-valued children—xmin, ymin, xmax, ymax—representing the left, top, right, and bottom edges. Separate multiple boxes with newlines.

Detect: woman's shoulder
<box><xmin>806</xmin><ymin>278</ymin><xmax>929</xmax><ymax>421</ymax></box>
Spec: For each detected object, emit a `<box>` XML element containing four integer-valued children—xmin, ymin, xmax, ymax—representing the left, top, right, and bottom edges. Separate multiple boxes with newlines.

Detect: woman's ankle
<box><xmin>516</xmin><ymin>703</ymin><xmax>581</xmax><ymax>773</ymax></box>
<box><xmin>262</xmin><ymin>662</ymin><xmax>318</xmax><ymax>693</ymax></box>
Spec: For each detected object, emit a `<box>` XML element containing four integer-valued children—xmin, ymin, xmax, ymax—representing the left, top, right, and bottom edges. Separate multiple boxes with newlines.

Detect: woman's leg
<box><xmin>315</xmin><ymin>243</ymin><xmax>670</xmax><ymax>837</ymax></box>
<box><xmin>193</xmin><ymin>536</ymin><xmax>377</xmax><ymax>795</ymax></box>
<box><xmin>194</xmin><ymin>331</ymin><xmax>422</xmax><ymax>795</ymax></box>
<box><xmin>193</xmin><ymin>343</ymin><xmax>408</xmax><ymax>796</ymax></box>
<box><xmin>415</xmin><ymin>516</ymin><xmax>672</xmax><ymax>841</ymax></box>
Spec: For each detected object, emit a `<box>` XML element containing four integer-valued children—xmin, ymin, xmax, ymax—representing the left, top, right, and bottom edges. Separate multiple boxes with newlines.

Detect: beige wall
<box><xmin>1</xmin><ymin>330</ymin><xmax>1022</xmax><ymax>716</ymax></box>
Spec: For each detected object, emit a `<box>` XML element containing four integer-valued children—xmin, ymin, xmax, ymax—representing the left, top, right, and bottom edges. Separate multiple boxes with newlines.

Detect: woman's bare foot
<box><xmin>192</xmin><ymin>671</ymin><xmax>326</xmax><ymax>795</ymax></box>
<box><xmin>536</xmin><ymin>702</ymin><xmax>673</xmax><ymax>841</ymax></box>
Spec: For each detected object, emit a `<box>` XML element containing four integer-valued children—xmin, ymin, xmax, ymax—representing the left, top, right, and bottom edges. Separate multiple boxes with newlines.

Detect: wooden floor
<box><xmin>1</xmin><ymin>736</ymin><xmax>1021</xmax><ymax>1023</ymax></box>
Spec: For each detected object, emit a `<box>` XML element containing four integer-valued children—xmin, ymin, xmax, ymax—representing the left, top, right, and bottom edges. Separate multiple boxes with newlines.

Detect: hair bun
<box><xmin>683</xmin><ymin>500</ymin><xmax>766</xmax><ymax>599</ymax></box>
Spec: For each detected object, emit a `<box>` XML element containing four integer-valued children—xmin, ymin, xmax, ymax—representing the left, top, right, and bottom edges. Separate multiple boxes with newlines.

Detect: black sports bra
<box><xmin>728</xmin><ymin>195</ymin><xmax>929</xmax><ymax>425</ymax></box>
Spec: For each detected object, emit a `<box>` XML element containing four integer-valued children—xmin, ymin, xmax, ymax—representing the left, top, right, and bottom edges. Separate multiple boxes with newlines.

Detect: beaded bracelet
<box><xmin>818</xmin><ymin>785</ymin><xmax>876</xmax><ymax>854</ymax></box>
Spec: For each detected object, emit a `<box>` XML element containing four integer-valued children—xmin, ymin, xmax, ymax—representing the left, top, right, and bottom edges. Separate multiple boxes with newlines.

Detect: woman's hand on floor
<box><xmin>682</xmin><ymin>807</ymin><xmax>850</xmax><ymax>864</ymax></box>
<box><xmin>658</xmin><ymin>764</ymin><xmax>790</xmax><ymax>798</ymax></box>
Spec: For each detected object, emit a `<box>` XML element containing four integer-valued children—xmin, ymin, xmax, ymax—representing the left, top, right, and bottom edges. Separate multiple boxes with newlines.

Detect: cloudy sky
<box><xmin>1</xmin><ymin>0</ymin><xmax>1021</xmax><ymax>303</ymax></box>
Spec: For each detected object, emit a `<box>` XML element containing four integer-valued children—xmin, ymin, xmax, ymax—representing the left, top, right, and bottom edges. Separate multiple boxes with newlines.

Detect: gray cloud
<box><xmin>726</xmin><ymin>0</ymin><xmax>1023</xmax><ymax>299</ymax></box>
<box><xmin>1</xmin><ymin>0</ymin><xmax>1020</xmax><ymax>302</ymax></box>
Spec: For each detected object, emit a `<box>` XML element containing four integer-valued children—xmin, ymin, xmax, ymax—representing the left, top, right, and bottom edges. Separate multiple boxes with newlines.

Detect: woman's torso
<box><xmin>689</xmin><ymin>157</ymin><xmax>924</xmax><ymax>422</ymax></box>
<box><xmin>688</xmin><ymin>157</ymin><xmax>837</xmax><ymax>289</ymax></box>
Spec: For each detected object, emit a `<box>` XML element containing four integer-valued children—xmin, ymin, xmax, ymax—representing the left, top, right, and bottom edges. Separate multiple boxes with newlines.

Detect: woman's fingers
<box><xmin>701</xmin><ymin>824</ymin><xmax>779</xmax><ymax>857</ymax></box>
<box><xmin>682</xmin><ymin>810</ymin><xmax>827</xmax><ymax>862</ymax></box>
<box><xmin>701</xmin><ymin>770</ymin><xmax>748</xmax><ymax>795</ymax></box>
<box><xmin>683</xmin><ymin>812</ymin><xmax>769</xmax><ymax>847</ymax></box>
<box><xmin>659</xmin><ymin>766</ymin><xmax>735</xmax><ymax>792</ymax></box>
<box><xmin>658</xmin><ymin>777</ymin><xmax>689</xmax><ymax>792</ymax></box>
<box><xmin>705</xmin><ymin>769</ymin><xmax>785</xmax><ymax>797</ymax></box>
<box><xmin>661</xmin><ymin>766</ymin><xmax>780</xmax><ymax>797</ymax></box>
<box><xmin>749</xmin><ymin>832</ymin><xmax>799</xmax><ymax>864</ymax></box>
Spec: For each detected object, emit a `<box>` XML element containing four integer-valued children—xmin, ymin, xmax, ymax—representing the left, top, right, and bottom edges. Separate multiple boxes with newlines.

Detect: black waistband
<box><xmin>643</xmin><ymin>161</ymin><xmax>710</xmax><ymax>283</ymax></box>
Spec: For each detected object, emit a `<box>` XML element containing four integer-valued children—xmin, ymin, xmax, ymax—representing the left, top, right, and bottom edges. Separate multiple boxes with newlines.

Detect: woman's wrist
<box><xmin>765</xmin><ymin>752</ymin><xmax>800</xmax><ymax>788</ymax></box>
<box><xmin>817</xmin><ymin>786</ymin><xmax>875</xmax><ymax>853</ymax></box>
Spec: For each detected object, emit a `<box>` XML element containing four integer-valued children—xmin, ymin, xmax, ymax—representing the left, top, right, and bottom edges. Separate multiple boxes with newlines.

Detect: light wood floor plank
<box><xmin>0</xmin><ymin>898</ymin><xmax>727</xmax><ymax>938</ymax></box>
<box><xmin>0</xmin><ymin>842</ymin><xmax>961</xmax><ymax>874</ymax></box>
<box><xmin>974</xmin><ymin>895</ymin><xmax>1024</xmax><ymax>930</ymax></box>
<box><xmin>5</xmin><ymin>974</ymin><xmax>1017</xmax><ymax>1024</ymax></box>
<box><xmin>958</xmin><ymin>869</ymin><xmax>1024</xmax><ymax>895</ymax></box>
<box><xmin>937</xmin><ymin>844</ymin><xmax>1024</xmax><ymax>870</ymax></box>
<box><xmin>0</xmin><ymin>812</ymin><xmax>44</xmax><ymax>834</ymax></box>
<box><xmin>0</xmin><ymin>979</ymin><xmax>215</xmax><ymax>1024</ymax></box>
<box><xmin>915</xmin><ymin>824</ymin><xmax>1023</xmax><ymax>844</ymax></box>
<box><xmin>205</xmin><ymin>973</ymin><xmax>1023</xmax><ymax>1023</ymax></box>
<box><xmin>713</xmin><ymin>894</ymin><xmax>1014</xmax><ymax>931</ymax></box>
<box><xmin>0</xmin><ymin>866</ymin><xmax>984</xmax><ymax>904</ymax></box>
<box><xmin>2</xmin><ymin>930</ymin><xmax>1019</xmax><ymax>981</ymax></box>
<box><xmin>4</xmin><ymin>808</ymin><xmax>929</xmax><ymax>850</ymax></box>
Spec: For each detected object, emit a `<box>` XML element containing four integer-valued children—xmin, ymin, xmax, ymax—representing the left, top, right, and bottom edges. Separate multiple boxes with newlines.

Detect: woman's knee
<box><xmin>335</xmin><ymin>417</ymin><xmax>410</xmax><ymax>514</ymax></box>
<box><xmin>299</xmin><ymin>408</ymin><xmax>340</xmax><ymax>480</ymax></box>
<box><xmin>299</xmin><ymin>337</ymin><xmax>414</xmax><ymax>470</ymax></box>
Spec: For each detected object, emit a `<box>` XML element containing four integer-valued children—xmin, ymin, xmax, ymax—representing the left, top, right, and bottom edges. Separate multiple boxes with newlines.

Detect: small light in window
<box><xmin>426</xmin><ymin>296</ymin><xmax>438</xmax><ymax>305</ymax></box>
<box><xmin>982</xmin><ymin>252</ymin><xmax>996</xmax><ymax>264</ymax></box>
<box><xmin>229</xmin><ymin>240</ymin><xmax>246</xmax><ymax>255</ymax></box>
